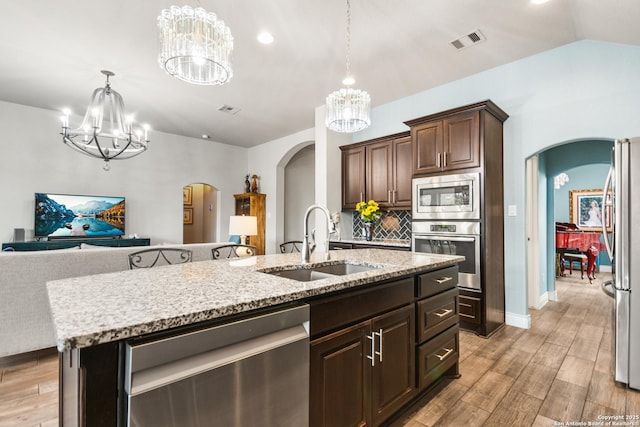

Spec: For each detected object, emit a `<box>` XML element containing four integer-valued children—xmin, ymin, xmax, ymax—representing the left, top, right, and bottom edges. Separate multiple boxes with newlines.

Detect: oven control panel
<box><xmin>412</xmin><ymin>221</ymin><xmax>480</xmax><ymax>236</ymax></box>
<box><xmin>430</xmin><ymin>224</ymin><xmax>457</xmax><ymax>232</ymax></box>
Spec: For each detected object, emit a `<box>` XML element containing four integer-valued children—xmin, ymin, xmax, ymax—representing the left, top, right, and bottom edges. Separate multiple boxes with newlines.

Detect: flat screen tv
<box><xmin>34</xmin><ymin>193</ymin><xmax>125</xmax><ymax>239</ymax></box>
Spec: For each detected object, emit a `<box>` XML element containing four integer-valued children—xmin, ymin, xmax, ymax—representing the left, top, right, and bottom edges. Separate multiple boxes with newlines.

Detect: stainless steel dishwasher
<box><xmin>124</xmin><ymin>304</ymin><xmax>310</xmax><ymax>427</ymax></box>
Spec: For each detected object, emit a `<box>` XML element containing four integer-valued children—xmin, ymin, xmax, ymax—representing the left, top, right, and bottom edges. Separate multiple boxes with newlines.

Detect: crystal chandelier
<box><xmin>157</xmin><ymin>5</ymin><xmax>234</xmax><ymax>85</ymax></box>
<box><xmin>325</xmin><ymin>0</ymin><xmax>371</xmax><ymax>133</ymax></box>
<box><xmin>61</xmin><ymin>70</ymin><xmax>149</xmax><ymax>171</ymax></box>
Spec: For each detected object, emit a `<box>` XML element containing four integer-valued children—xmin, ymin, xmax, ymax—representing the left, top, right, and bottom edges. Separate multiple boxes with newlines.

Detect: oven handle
<box><xmin>413</xmin><ymin>235</ymin><xmax>476</xmax><ymax>242</ymax></box>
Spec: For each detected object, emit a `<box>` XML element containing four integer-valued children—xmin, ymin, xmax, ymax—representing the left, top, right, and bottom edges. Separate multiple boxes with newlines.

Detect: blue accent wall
<box><xmin>350</xmin><ymin>40</ymin><xmax>640</xmax><ymax>324</ymax></box>
<box><xmin>540</xmin><ymin>139</ymin><xmax>613</xmax><ymax>294</ymax></box>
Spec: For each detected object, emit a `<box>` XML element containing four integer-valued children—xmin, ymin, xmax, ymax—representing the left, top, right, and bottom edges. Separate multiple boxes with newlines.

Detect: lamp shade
<box><xmin>229</xmin><ymin>215</ymin><xmax>257</xmax><ymax>236</ymax></box>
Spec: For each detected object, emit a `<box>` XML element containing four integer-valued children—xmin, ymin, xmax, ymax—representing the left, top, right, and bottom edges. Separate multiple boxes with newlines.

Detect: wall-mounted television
<box><xmin>34</xmin><ymin>193</ymin><xmax>125</xmax><ymax>239</ymax></box>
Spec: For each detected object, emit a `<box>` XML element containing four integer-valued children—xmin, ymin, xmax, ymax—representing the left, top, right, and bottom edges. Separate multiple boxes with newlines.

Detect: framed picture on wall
<box><xmin>570</xmin><ymin>189</ymin><xmax>612</xmax><ymax>232</ymax></box>
<box><xmin>183</xmin><ymin>186</ymin><xmax>192</xmax><ymax>205</ymax></box>
<box><xmin>183</xmin><ymin>207</ymin><xmax>193</xmax><ymax>225</ymax></box>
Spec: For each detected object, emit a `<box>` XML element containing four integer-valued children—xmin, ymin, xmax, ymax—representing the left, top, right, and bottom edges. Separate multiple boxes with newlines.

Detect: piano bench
<box><xmin>563</xmin><ymin>253</ymin><xmax>588</xmax><ymax>279</ymax></box>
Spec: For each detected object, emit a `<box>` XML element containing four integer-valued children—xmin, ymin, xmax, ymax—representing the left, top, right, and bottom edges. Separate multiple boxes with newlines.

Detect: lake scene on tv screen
<box><xmin>35</xmin><ymin>193</ymin><xmax>125</xmax><ymax>238</ymax></box>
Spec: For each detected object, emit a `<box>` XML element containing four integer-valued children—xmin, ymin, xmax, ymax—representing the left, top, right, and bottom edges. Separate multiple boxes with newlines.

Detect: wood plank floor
<box><xmin>1</xmin><ymin>273</ymin><xmax>638</xmax><ymax>426</ymax></box>
<box><xmin>398</xmin><ymin>272</ymin><xmax>640</xmax><ymax>427</ymax></box>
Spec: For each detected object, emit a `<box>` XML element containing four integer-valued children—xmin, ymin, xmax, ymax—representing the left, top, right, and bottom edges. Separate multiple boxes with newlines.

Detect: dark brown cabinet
<box><xmin>457</xmin><ymin>293</ymin><xmax>481</xmax><ymax>325</ymax></box>
<box><xmin>340</xmin><ymin>132</ymin><xmax>412</xmax><ymax>210</ymax></box>
<box><xmin>365</xmin><ymin>135</ymin><xmax>413</xmax><ymax>209</ymax></box>
<box><xmin>341</xmin><ymin>145</ymin><xmax>366</xmax><ymax>209</ymax></box>
<box><xmin>392</xmin><ymin>136</ymin><xmax>413</xmax><ymax>206</ymax></box>
<box><xmin>310</xmin><ymin>304</ymin><xmax>415</xmax><ymax>427</ymax></box>
<box><xmin>408</xmin><ymin>110</ymin><xmax>480</xmax><ymax>175</ymax></box>
<box><xmin>415</xmin><ymin>266</ymin><xmax>460</xmax><ymax>391</ymax></box>
<box><xmin>309</xmin><ymin>265</ymin><xmax>461</xmax><ymax>427</ymax></box>
<box><xmin>406</xmin><ymin>100</ymin><xmax>509</xmax><ymax>337</ymax></box>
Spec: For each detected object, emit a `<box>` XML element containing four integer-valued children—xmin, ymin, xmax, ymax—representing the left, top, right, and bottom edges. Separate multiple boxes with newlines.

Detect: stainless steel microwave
<box><xmin>412</xmin><ymin>172</ymin><xmax>480</xmax><ymax>220</ymax></box>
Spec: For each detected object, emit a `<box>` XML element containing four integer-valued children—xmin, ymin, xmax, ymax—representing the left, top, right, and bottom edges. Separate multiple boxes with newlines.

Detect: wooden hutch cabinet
<box><xmin>233</xmin><ymin>193</ymin><xmax>266</xmax><ymax>255</ymax></box>
<box><xmin>340</xmin><ymin>132</ymin><xmax>412</xmax><ymax>210</ymax></box>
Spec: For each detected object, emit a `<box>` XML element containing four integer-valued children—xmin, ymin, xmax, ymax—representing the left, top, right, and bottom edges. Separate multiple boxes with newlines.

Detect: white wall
<box><xmin>5</xmin><ymin>40</ymin><xmax>639</xmax><ymax>326</ymax></box>
<box><xmin>0</xmin><ymin>100</ymin><xmax>247</xmax><ymax>244</ymax></box>
<box><xmin>248</xmin><ymin>128</ymin><xmax>315</xmax><ymax>253</ymax></box>
<box><xmin>284</xmin><ymin>145</ymin><xmax>315</xmax><ymax>241</ymax></box>
<box><xmin>347</xmin><ymin>40</ymin><xmax>640</xmax><ymax>324</ymax></box>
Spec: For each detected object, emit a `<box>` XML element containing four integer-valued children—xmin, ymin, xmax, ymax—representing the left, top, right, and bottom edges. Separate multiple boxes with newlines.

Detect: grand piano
<box><xmin>555</xmin><ymin>222</ymin><xmax>604</xmax><ymax>281</ymax></box>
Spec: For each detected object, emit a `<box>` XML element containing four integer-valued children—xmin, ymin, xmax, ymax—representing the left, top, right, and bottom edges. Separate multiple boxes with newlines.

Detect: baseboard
<box><xmin>506</xmin><ymin>311</ymin><xmax>531</xmax><ymax>329</ymax></box>
<box><xmin>532</xmin><ymin>292</ymin><xmax>549</xmax><ymax>310</ymax></box>
<box><xmin>599</xmin><ymin>265</ymin><xmax>612</xmax><ymax>273</ymax></box>
<box><xmin>548</xmin><ymin>290</ymin><xmax>558</xmax><ymax>301</ymax></box>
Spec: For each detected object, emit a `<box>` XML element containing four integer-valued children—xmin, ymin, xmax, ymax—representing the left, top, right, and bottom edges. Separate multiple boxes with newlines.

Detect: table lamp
<box><xmin>229</xmin><ymin>215</ymin><xmax>257</xmax><ymax>245</ymax></box>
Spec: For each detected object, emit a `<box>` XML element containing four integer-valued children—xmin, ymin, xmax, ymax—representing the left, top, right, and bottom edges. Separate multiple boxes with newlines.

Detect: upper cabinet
<box><xmin>341</xmin><ymin>145</ymin><xmax>366</xmax><ymax>209</ymax></box>
<box><xmin>340</xmin><ymin>132</ymin><xmax>412</xmax><ymax>210</ymax></box>
<box><xmin>405</xmin><ymin>101</ymin><xmax>508</xmax><ymax>176</ymax></box>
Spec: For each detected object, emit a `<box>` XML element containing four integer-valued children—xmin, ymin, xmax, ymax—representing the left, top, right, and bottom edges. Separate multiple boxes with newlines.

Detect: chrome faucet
<box><xmin>301</xmin><ymin>204</ymin><xmax>336</xmax><ymax>263</ymax></box>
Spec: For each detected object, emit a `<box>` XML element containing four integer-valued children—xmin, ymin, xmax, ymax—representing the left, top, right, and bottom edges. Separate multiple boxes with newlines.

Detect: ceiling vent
<box><xmin>450</xmin><ymin>30</ymin><xmax>486</xmax><ymax>50</ymax></box>
<box><xmin>218</xmin><ymin>104</ymin><xmax>241</xmax><ymax>115</ymax></box>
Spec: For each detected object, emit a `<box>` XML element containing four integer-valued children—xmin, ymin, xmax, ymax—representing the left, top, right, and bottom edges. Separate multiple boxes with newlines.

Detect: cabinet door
<box><xmin>442</xmin><ymin>111</ymin><xmax>480</xmax><ymax>171</ymax></box>
<box><xmin>370</xmin><ymin>304</ymin><xmax>415</xmax><ymax>426</ymax></box>
<box><xmin>392</xmin><ymin>136</ymin><xmax>413</xmax><ymax>207</ymax></box>
<box><xmin>342</xmin><ymin>146</ymin><xmax>366</xmax><ymax>210</ymax></box>
<box><xmin>366</xmin><ymin>141</ymin><xmax>393</xmax><ymax>207</ymax></box>
<box><xmin>310</xmin><ymin>321</ymin><xmax>371</xmax><ymax>427</ymax></box>
<box><xmin>412</xmin><ymin>121</ymin><xmax>443</xmax><ymax>175</ymax></box>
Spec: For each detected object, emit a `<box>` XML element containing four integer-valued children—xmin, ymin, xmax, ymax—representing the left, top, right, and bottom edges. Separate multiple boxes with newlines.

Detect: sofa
<box><xmin>0</xmin><ymin>242</ymin><xmax>228</xmax><ymax>357</ymax></box>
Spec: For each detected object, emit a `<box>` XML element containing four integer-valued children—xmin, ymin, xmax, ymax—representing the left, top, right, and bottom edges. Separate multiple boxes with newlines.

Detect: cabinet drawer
<box><xmin>417</xmin><ymin>266</ymin><xmax>458</xmax><ymax>298</ymax></box>
<box><xmin>416</xmin><ymin>288</ymin><xmax>458</xmax><ymax>343</ymax></box>
<box><xmin>310</xmin><ymin>278</ymin><xmax>414</xmax><ymax>337</ymax></box>
<box><xmin>458</xmin><ymin>294</ymin><xmax>481</xmax><ymax>325</ymax></box>
<box><xmin>417</xmin><ymin>326</ymin><xmax>459</xmax><ymax>390</ymax></box>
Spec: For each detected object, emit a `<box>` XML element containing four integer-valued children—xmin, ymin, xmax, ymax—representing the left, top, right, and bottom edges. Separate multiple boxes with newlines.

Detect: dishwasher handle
<box><xmin>126</xmin><ymin>304</ymin><xmax>309</xmax><ymax>374</ymax></box>
<box><xmin>128</xmin><ymin>324</ymin><xmax>309</xmax><ymax>396</ymax></box>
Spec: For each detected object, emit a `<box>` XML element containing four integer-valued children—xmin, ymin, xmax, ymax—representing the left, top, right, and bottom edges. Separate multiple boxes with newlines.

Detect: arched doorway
<box><xmin>183</xmin><ymin>183</ymin><xmax>218</xmax><ymax>243</ymax></box>
<box><xmin>284</xmin><ymin>145</ymin><xmax>315</xmax><ymax>241</ymax></box>
<box><xmin>526</xmin><ymin>139</ymin><xmax>613</xmax><ymax>311</ymax></box>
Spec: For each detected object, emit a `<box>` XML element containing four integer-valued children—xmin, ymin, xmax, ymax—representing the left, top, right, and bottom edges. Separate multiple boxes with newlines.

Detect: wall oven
<box><xmin>412</xmin><ymin>172</ymin><xmax>480</xmax><ymax>220</ymax></box>
<box><xmin>412</xmin><ymin>221</ymin><xmax>481</xmax><ymax>291</ymax></box>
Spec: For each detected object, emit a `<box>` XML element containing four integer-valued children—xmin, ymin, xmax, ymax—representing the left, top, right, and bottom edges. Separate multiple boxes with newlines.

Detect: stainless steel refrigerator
<box><xmin>602</xmin><ymin>137</ymin><xmax>640</xmax><ymax>390</ymax></box>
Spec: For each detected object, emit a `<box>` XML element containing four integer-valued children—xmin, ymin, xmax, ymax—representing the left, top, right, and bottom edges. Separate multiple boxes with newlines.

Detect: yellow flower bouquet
<box><xmin>356</xmin><ymin>200</ymin><xmax>381</xmax><ymax>223</ymax></box>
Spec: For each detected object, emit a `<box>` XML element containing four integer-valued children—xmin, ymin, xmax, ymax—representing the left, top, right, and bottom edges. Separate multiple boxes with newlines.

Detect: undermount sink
<box><xmin>259</xmin><ymin>261</ymin><xmax>381</xmax><ymax>282</ymax></box>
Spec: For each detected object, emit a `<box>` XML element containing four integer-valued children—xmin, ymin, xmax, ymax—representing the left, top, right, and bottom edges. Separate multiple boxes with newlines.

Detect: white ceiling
<box><xmin>0</xmin><ymin>0</ymin><xmax>639</xmax><ymax>147</ymax></box>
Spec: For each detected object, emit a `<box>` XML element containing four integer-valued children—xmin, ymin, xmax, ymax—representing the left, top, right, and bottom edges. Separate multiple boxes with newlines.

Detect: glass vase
<box><xmin>363</xmin><ymin>222</ymin><xmax>373</xmax><ymax>241</ymax></box>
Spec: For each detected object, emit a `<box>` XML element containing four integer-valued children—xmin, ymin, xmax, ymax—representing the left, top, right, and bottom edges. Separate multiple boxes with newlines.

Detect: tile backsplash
<box><xmin>352</xmin><ymin>210</ymin><xmax>412</xmax><ymax>241</ymax></box>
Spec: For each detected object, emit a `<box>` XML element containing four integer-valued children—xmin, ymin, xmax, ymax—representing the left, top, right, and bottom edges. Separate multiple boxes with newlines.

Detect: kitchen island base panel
<box><xmin>50</xmin><ymin>250</ymin><xmax>463</xmax><ymax>426</ymax></box>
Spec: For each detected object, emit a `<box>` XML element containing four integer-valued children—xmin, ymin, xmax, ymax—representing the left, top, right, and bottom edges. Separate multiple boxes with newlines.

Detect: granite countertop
<box><xmin>330</xmin><ymin>239</ymin><xmax>411</xmax><ymax>247</ymax></box>
<box><xmin>46</xmin><ymin>249</ymin><xmax>462</xmax><ymax>352</ymax></box>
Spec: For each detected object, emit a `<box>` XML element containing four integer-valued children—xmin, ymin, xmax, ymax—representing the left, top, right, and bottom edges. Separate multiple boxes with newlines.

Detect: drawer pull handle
<box><xmin>366</xmin><ymin>332</ymin><xmax>376</xmax><ymax>367</ymax></box>
<box><xmin>434</xmin><ymin>276</ymin><xmax>453</xmax><ymax>284</ymax></box>
<box><xmin>367</xmin><ymin>330</ymin><xmax>383</xmax><ymax>366</ymax></box>
<box><xmin>435</xmin><ymin>347</ymin><xmax>454</xmax><ymax>361</ymax></box>
<box><xmin>434</xmin><ymin>308</ymin><xmax>453</xmax><ymax>318</ymax></box>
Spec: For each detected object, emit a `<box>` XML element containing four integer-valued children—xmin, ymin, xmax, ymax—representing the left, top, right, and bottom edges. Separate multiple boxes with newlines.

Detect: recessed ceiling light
<box><xmin>202</xmin><ymin>134</ymin><xmax>210</xmax><ymax>139</ymax></box>
<box><xmin>531</xmin><ymin>0</ymin><xmax>550</xmax><ymax>4</ymax></box>
<box><xmin>257</xmin><ymin>31</ymin><xmax>274</xmax><ymax>45</ymax></box>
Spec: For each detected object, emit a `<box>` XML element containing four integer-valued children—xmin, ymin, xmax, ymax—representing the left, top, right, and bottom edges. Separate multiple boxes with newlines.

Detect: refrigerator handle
<box><xmin>602</xmin><ymin>166</ymin><xmax>614</xmax><ymax>260</ymax></box>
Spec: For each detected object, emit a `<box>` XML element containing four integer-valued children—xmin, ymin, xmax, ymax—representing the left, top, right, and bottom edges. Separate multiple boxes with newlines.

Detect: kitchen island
<box><xmin>47</xmin><ymin>249</ymin><xmax>463</xmax><ymax>426</ymax></box>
